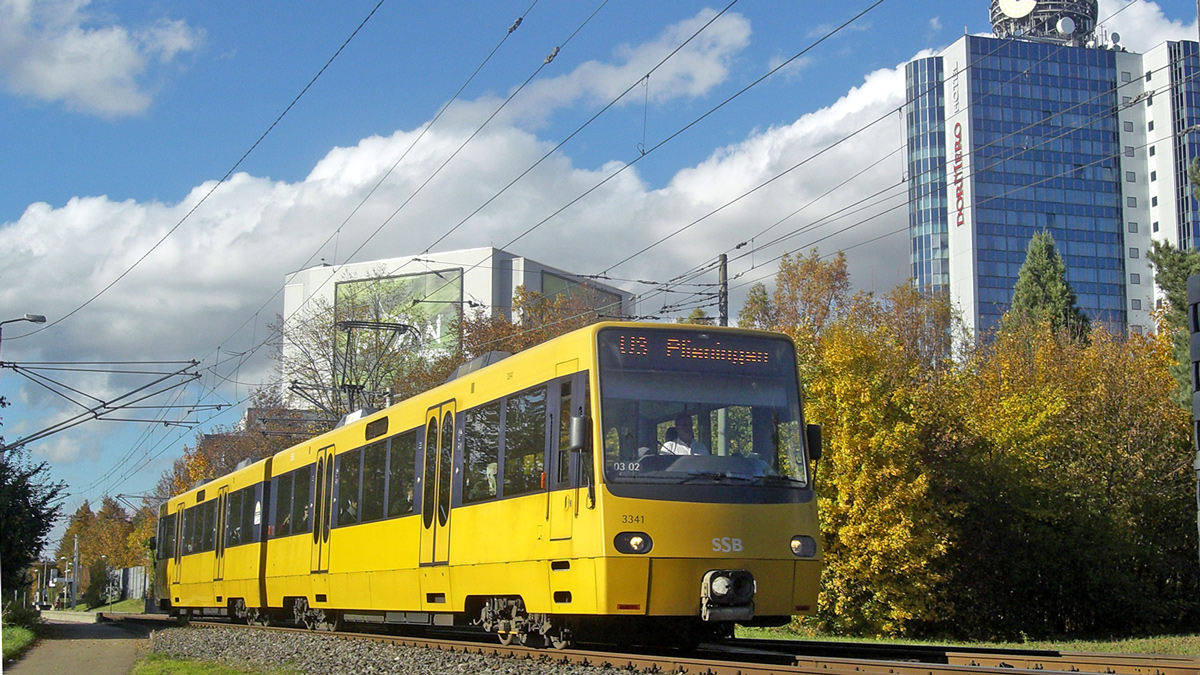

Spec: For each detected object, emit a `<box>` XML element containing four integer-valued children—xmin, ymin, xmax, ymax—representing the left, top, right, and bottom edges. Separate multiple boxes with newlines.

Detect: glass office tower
<box><xmin>906</xmin><ymin>25</ymin><xmax>1199</xmax><ymax>336</ymax></box>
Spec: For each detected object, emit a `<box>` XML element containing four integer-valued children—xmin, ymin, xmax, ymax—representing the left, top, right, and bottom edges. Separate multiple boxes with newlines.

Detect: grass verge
<box><xmin>133</xmin><ymin>653</ymin><xmax>297</xmax><ymax>675</ymax></box>
<box><xmin>2</xmin><ymin>624</ymin><xmax>37</xmax><ymax>662</ymax></box>
<box><xmin>735</xmin><ymin>627</ymin><xmax>1200</xmax><ymax>656</ymax></box>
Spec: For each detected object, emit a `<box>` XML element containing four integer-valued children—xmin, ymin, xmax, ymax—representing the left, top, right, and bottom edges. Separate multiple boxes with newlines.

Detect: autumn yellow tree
<box><xmin>944</xmin><ymin>318</ymin><xmax>1199</xmax><ymax>636</ymax></box>
<box><xmin>460</xmin><ymin>286</ymin><xmax>605</xmax><ymax>357</ymax></box>
<box><xmin>742</xmin><ymin>251</ymin><xmax>956</xmax><ymax>635</ymax></box>
<box><xmin>55</xmin><ymin>496</ymin><xmax>143</xmax><ymax>607</ymax></box>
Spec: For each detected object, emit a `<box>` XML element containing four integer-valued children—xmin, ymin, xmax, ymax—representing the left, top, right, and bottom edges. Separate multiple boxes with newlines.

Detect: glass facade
<box><xmin>907</xmin><ymin>36</ymin><xmax>1129</xmax><ymax>333</ymax></box>
<box><xmin>1167</xmin><ymin>41</ymin><xmax>1200</xmax><ymax>249</ymax></box>
<box><xmin>907</xmin><ymin>57</ymin><xmax>949</xmax><ymax>294</ymax></box>
<box><xmin>967</xmin><ymin>36</ymin><xmax>1125</xmax><ymax>332</ymax></box>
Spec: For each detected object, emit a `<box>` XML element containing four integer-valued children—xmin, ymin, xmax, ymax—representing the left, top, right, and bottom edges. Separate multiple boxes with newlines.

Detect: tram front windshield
<box><xmin>597</xmin><ymin>328</ymin><xmax>809</xmax><ymax>489</ymax></box>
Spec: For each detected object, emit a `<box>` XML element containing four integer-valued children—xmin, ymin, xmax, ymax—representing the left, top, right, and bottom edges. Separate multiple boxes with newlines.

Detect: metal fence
<box><xmin>114</xmin><ymin>566</ymin><xmax>147</xmax><ymax>601</ymax></box>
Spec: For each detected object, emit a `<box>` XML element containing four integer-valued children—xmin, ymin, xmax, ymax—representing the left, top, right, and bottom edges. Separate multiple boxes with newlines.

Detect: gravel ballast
<box><xmin>150</xmin><ymin>625</ymin><xmax>619</xmax><ymax>675</ymax></box>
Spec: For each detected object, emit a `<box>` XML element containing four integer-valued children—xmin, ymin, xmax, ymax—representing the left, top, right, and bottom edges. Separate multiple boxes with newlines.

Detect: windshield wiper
<box><xmin>750</xmin><ymin>474</ymin><xmax>804</xmax><ymax>487</ymax></box>
<box><xmin>675</xmin><ymin>471</ymin><xmax>757</xmax><ymax>485</ymax></box>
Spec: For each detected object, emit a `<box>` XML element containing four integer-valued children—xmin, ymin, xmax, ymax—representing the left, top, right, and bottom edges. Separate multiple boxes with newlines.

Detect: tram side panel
<box><xmin>263</xmin><ymin>443</ymin><xmax>322</xmax><ymax>611</ymax></box>
<box><xmin>444</xmin><ymin>369</ymin><xmax>605</xmax><ymax>617</ymax></box>
<box><xmin>219</xmin><ymin>463</ymin><xmax>270</xmax><ymax>613</ymax></box>
<box><xmin>162</xmin><ymin>459</ymin><xmax>271</xmax><ymax>615</ymax></box>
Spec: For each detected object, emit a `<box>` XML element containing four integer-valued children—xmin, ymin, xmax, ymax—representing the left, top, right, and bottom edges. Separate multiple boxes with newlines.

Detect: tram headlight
<box><xmin>614</xmin><ymin>532</ymin><xmax>653</xmax><ymax>554</ymax></box>
<box><xmin>710</xmin><ymin>575</ymin><xmax>732</xmax><ymax>598</ymax></box>
<box><xmin>790</xmin><ymin>535</ymin><xmax>817</xmax><ymax>558</ymax></box>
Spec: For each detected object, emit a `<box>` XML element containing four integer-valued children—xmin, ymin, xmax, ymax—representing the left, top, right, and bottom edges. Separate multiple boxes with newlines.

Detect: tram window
<box><xmin>387</xmin><ymin>431</ymin><xmax>416</xmax><ymax>517</ymax></box>
<box><xmin>158</xmin><ymin>513</ymin><xmax>176</xmax><ymax>560</ymax></box>
<box><xmin>337</xmin><ymin>449</ymin><xmax>362</xmax><ymax>526</ymax></box>
<box><xmin>200</xmin><ymin>500</ymin><xmax>217</xmax><ymax>553</ymax></box>
<box><xmin>557</xmin><ymin>381</ymin><xmax>572</xmax><ymax>485</ymax></box>
<box><xmin>274</xmin><ymin>472</ymin><xmax>293</xmax><ymax>537</ymax></box>
<box><xmin>226</xmin><ymin>490</ymin><xmax>243</xmax><ymax>547</ymax></box>
<box><xmin>182</xmin><ymin>508</ymin><xmax>195</xmax><ymax>554</ymax></box>
<box><xmin>366</xmin><ymin>416</ymin><xmax>388</xmax><ymax>441</ymax></box>
<box><xmin>361</xmin><ymin>441</ymin><xmax>386</xmax><ymax>523</ymax></box>
<box><xmin>245</xmin><ymin>486</ymin><xmax>260</xmax><ymax>542</ymax></box>
<box><xmin>292</xmin><ymin>465</ymin><xmax>312</xmax><ymax>534</ymax></box>
<box><xmin>438</xmin><ymin>412</ymin><xmax>453</xmax><ymax>527</ymax></box>
<box><xmin>580</xmin><ymin>385</ymin><xmax>593</xmax><ymax>490</ymax></box>
<box><xmin>463</xmin><ymin>402</ymin><xmax>500</xmax><ymax>503</ymax></box>
<box><xmin>503</xmin><ymin>386</ymin><xmax>547</xmax><ymax>497</ymax></box>
<box><xmin>227</xmin><ymin>486</ymin><xmax>255</xmax><ymax>546</ymax></box>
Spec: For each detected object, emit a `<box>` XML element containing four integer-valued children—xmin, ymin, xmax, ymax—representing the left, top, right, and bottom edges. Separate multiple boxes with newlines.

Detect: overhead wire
<box><xmin>617</xmin><ymin>0</ymin><xmax>1148</xmax><ymax>295</ymax></box>
<box><xmin>633</xmin><ymin>7</ymin><xmax>1168</xmax><ymax>306</ymax></box>
<box><xmin>80</xmin><ymin>1</ymin><xmax>619</xmax><ymax>497</ymax></box>
<box><xmin>7</xmin><ymin>0</ymin><xmax>392</xmax><ymax>343</ymax></box>
<box><xmin>56</xmin><ymin>0</ymin><xmax>1161</xmax><ymax>497</ymax></box>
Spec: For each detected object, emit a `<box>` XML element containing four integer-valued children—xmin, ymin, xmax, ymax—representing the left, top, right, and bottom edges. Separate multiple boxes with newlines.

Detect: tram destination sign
<box><xmin>598</xmin><ymin>328</ymin><xmax>792</xmax><ymax>377</ymax></box>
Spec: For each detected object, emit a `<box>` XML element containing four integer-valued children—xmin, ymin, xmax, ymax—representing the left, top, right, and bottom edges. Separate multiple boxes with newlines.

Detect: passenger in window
<box><xmin>390</xmin><ymin>489</ymin><xmax>412</xmax><ymax>516</ymax></box>
<box><xmin>659</xmin><ymin>414</ymin><xmax>709</xmax><ymax>455</ymax></box>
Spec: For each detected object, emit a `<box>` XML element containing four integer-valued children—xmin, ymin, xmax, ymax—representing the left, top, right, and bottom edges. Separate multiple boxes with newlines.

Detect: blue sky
<box><xmin>1</xmin><ymin>0</ymin><xmax>1195</xmax><ymax>550</ymax></box>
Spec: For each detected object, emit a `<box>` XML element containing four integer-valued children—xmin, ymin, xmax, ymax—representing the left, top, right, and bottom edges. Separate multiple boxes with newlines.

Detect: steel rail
<box><xmin>108</xmin><ymin>615</ymin><xmax>1200</xmax><ymax>675</ymax></box>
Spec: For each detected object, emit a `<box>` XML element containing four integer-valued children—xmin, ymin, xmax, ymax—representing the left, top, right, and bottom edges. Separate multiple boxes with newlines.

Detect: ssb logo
<box><xmin>711</xmin><ymin>537</ymin><xmax>743</xmax><ymax>553</ymax></box>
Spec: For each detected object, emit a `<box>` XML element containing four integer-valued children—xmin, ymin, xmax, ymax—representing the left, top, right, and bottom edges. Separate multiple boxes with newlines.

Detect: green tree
<box><xmin>1146</xmin><ymin>239</ymin><xmax>1200</xmax><ymax>410</ymax></box>
<box><xmin>676</xmin><ymin>308</ymin><xmax>714</xmax><ymax>325</ymax></box>
<box><xmin>1007</xmin><ymin>231</ymin><xmax>1090</xmax><ymax>336</ymax></box>
<box><xmin>737</xmin><ymin>282</ymin><xmax>774</xmax><ymax>330</ymax></box>
<box><xmin>460</xmin><ymin>285</ymin><xmax>604</xmax><ymax>357</ymax></box>
<box><xmin>0</xmin><ymin>446</ymin><xmax>67</xmax><ymax>597</ymax></box>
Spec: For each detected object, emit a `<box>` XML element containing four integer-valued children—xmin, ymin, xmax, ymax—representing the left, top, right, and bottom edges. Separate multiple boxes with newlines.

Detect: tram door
<box><xmin>420</xmin><ymin>401</ymin><xmax>456</xmax><ymax>566</ymax></box>
<box><xmin>214</xmin><ymin>487</ymin><xmax>228</xmax><ymax>581</ymax></box>
<box><xmin>550</xmin><ymin>371</ymin><xmax>588</xmax><ymax>541</ymax></box>
<box><xmin>311</xmin><ymin>445</ymin><xmax>336</xmax><ymax>573</ymax></box>
<box><xmin>550</xmin><ymin>376</ymin><xmax>576</xmax><ymax>541</ymax></box>
<box><xmin>172</xmin><ymin>503</ymin><xmax>184</xmax><ymax>585</ymax></box>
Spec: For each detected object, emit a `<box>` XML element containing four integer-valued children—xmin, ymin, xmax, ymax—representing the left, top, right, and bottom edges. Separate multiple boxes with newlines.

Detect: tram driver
<box><xmin>659</xmin><ymin>413</ymin><xmax>709</xmax><ymax>455</ymax></box>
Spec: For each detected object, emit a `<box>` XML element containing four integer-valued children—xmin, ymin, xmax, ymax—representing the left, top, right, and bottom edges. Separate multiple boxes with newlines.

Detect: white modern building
<box><xmin>280</xmin><ymin>247</ymin><xmax>635</xmax><ymax>410</ymax></box>
<box><xmin>283</xmin><ymin>247</ymin><xmax>634</xmax><ymax>330</ymax></box>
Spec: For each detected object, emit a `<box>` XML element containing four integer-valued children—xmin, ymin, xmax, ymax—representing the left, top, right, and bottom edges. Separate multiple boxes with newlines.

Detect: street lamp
<box><xmin>0</xmin><ymin>313</ymin><xmax>46</xmax><ymax>462</ymax></box>
<box><xmin>0</xmin><ymin>312</ymin><xmax>46</xmax><ymax>367</ymax></box>
<box><xmin>58</xmin><ymin>557</ymin><xmax>69</xmax><ymax>609</ymax></box>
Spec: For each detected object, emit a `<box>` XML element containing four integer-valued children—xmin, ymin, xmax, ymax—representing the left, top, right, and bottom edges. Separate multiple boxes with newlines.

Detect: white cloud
<box><xmin>473</xmin><ymin>9</ymin><xmax>751</xmax><ymax>128</ymax></box>
<box><xmin>1097</xmin><ymin>0</ymin><xmax>1197</xmax><ymax>53</ymax></box>
<box><xmin>767</xmin><ymin>53</ymin><xmax>813</xmax><ymax>81</ymax></box>
<box><xmin>0</xmin><ymin>0</ymin><xmax>203</xmax><ymax>116</ymax></box>
<box><xmin>9</xmin><ymin>0</ymin><xmax>1194</xmax><ymax>481</ymax></box>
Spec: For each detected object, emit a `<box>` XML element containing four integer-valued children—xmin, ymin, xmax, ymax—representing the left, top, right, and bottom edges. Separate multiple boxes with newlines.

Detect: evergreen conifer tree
<box><xmin>1007</xmin><ymin>231</ymin><xmax>1091</xmax><ymax>336</ymax></box>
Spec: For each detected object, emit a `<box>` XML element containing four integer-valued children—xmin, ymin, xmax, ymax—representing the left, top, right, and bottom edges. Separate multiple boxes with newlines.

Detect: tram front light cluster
<box><xmin>790</xmin><ymin>535</ymin><xmax>817</xmax><ymax>558</ymax></box>
<box><xmin>702</xmin><ymin>570</ymin><xmax>755</xmax><ymax>605</ymax></box>
<box><xmin>614</xmin><ymin>532</ymin><xmax>653</xmax><ymax>554</ymax></box>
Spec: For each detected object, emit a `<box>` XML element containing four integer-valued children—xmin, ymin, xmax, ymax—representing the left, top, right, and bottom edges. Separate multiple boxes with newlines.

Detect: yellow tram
<box><xmin>154</xmin><ymin>322</ymin><xmax>823</xmax><ymax>646</ymax></box>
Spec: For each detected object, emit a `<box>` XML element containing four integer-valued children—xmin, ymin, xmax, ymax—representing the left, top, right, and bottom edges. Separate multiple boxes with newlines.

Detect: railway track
<box><xmin>108</xmin><ymin>613</ymin><xmax>1200</xmax><ymax>675</ymax></box>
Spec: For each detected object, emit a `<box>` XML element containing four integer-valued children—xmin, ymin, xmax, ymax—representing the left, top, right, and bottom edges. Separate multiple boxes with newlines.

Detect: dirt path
<box><xmin>6</xmin><ymin>620</ymin><xmax>151</xmax><ymax>675</ymax></box>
